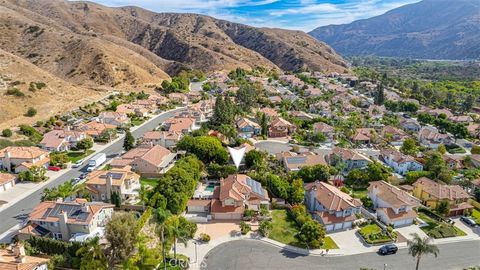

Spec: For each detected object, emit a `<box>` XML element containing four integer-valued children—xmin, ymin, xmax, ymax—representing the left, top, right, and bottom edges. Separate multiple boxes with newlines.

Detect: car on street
<box><xmin>72</xmin><ymin>159</ymin><xmax>84</xmax><ymax>168</ymax></box>
<box><xmin>79</xmin><ymin>173</ymin><xmax>88</xmax><ymax>179</ymax></box>
<box><xmin>460</xmin><ymin>216</ymin><xmax>478</xmax><ymax>227</ymax></box>
<box><xmin>47</xmin><ymin>166</ymin><xmax>61</xmax><ymax>171</ymax></box>
<box><xmin>378</xmin><ymin>244</ymin><xmax>398</xmax><ymax>255</ymax></box>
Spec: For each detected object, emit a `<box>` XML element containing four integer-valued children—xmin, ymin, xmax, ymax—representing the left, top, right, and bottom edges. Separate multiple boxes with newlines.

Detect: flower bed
<box><xmin>358</xmin><ymin>223</ymin><xmax>395</xmax><ymax>245</ymax></box>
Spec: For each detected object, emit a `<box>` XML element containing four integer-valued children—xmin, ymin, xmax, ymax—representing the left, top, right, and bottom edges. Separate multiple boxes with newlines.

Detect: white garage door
<box><xmin>214</xmin><ymin>213</ymin><xmax>242</xmax><ymax>220</ymax></box>
<box><xmin>343</xmin><ymin>221</ymin><xmax>353</xmax><ymax>229</ymax></box>
<box><xmin>1</xmin><ymin>182</ymin><xmax>12</xmax><ymax>191</ymax></box>
<box><xmin>334</xmin><ymin>223</ymin><xmax>343</xmax><ymax>230</ymax></box>
<box><xmin>325</xmin><ymin>224</ymin><xmax>335</xmax><ymax>232</ymax></box>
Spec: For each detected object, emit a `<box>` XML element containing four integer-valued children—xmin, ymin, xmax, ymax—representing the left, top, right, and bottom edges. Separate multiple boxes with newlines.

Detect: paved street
<box><xmin>0</xmin><ymin>108</ymin><xmax>184</xmax><ymax>237</ymax></box>
<box><xmin>202</xmin><ymin>239</ymin><xmax>480</xmax><ymax>270</ymax></box>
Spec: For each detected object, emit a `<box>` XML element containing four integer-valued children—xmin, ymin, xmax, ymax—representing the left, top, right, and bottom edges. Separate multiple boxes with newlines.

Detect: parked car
<box><xmin>48</xmin><ymin>166</ymin><xmax>61</xmax><ymax>171</ymax></box>
<box><xmin>460</xmin><ymin>216</ymin><xmax>478</xmax><ymax>227</ymax></box>
<box><xmin>378</xmin><ymin>244</ymin><xmax>398</xmax><ymax>255</ymax></box>
<box><xmin>72</xmin><ymin>159</ymin><xmax>84</xmax><ymax>168</ymax></box>
<box><xmin>79</xmin><ymin>173</ymin><xmax>88</xmax><ymax>179</ymax></box>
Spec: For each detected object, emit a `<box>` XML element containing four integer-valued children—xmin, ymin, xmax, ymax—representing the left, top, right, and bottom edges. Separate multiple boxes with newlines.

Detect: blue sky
<box><xmin>87</xmin><ymin>0</ymin><xmax>420</xmax><ymax>31</ymax></box>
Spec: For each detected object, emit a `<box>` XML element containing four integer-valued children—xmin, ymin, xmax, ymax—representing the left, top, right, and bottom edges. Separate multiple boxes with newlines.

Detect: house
<box><xmin>208</xmin><ymin>130</ymin><xmax>230</xmax><ymax>145</ymax></box>
<box><xmin>309</xmin><ymin>101</ymin><xmax>331</xmax><ymax>117</ymax></box>
<box><xmin>236</xmin><ymin>118</ymin><xmax>261</xmax><ymax>138</ymax></box>
<box><xmin>0</xmin><ymin>243</ymin><xmax>49</xmax><ymax>270</ymax></box>
<box><xmin>467</xmin><ymin>123</ymin><xmax>480</xmax><ymax>138</ymax></box>
<box><xmin>449</xmin><ymin>115</ymin><xmax>473</xmax><ymax>123</ymax></box>
<box><xmin>443</xmin><ymin>154</ymin><xmax>464</xmax><ymax>170</ymax></box>
<box><xmin>268</xmin><ymin>117</ymin><xmax>296</xmax><ymax>138</ymax></box>
<box><xmin>110</xmin><ymin>145</ymin><xmax>176</xmax><ymax>177</ymax></box>
<box><xmin>305</xmin><ymin>181</ymin><xmax>362</xmax><ymax>232</ymax></box>
<box><xmin>290</xmin><ymin>111</ymin><xmax>314</xmax><ymax>121</ymax></box>
<box><xmin>86</xmin><ymin>167</ymin><xmax>141</xmax><ymax>203</ymax></box>
<box><xmin>116</xmin><ymin>104</ymin><xmax>148</xmax><ymax>117</ymax></box>
<box><xmin>281</xmin><ymin>152</ymin><xmax>327</xmax><ymax>172</ymax></box>
<box><xmin>412</xmin><ymin>177</ymin><xmax>473</xmax><ymax>216</ymax></box>
<box><xmin>39</xmin><ymin>129</ymin><xmax>87</xmax><ymax>152</ymax></box>
<box><xmin>417</xmin><ymin>126</ymin><xmax>453</xmax><ymax>149</ymax></box>
<box><xmin>368</xmin><ymin>181</ymin><xmax>420</xmax><ymax>227</ymax></box>
<box><xmin>268</xmin><ymin>95</ymin><xmax>282</xmax><ymax>104</ymax></box>
<box><xmin>141</xmin><ymin>130</ymin><xmax>183</xmax><ymax>149</ymax></box>
<box><xmin>380</xmin><ymin>149</ymin><xmax>423</xmax><ymax>175</ymax></box>
<box><xmin>259</xmin><ymin>107</ymin><xmax>278</xmax><ymax>118</ymax></box>
<box><xmin>211</xmin><ymin>174</ymin><xmax>269</xmax><ymax>220</ymax></box>
<box><xmin>381</xmin><ymin>125</ymin><xmax>409</xmax><ymax>146</ymax></box>
<box><xmin>0</xmin><ymin>173</ymin><xmax>16</xmax><ymax>192</ymax></box>
<box><xmin>351</xmin><ymin>128</ymin><xmax>377</xmax><ymax>144</ymax></box>
<box><xmin>426</xmin><ymin>108</ymin><xmax>453</xmax><ymax>119</ymax></box>
<box><xmin>0</xmin><ymin>147</ymin><xmax>50</xmax><ymax>173</ymax></box>
<box><xmin>168</xmin><ymin>93</ymin><xmax>189</xmax><ymax>105</ymax></box>
<box><xmin>176</xmin><ymin>109</ymin><xmax>206</xmax><ymax>123</ymax></box>
<box><xmin>75</xmin><ymin>121</ymin><xmax>117</xmax><ymax>139</ymax></box>
<box><xmin>327</xmin><ymin>147</ymin><xmax>372</xmax><ymax>173</ymax></box>
<box><xmin>163</xmin><ymin>117</ymin><xmax>195</xmax><ymax>133</ymax></box>
<box><xmin>400</xmin><ymin>118</ymin><xmax>421</xmax><ymax>132</ymax></box>
<box><xmin>19</xmin><ymin>198</ymin><xmax>114</xmax><ymax>242</ymax></box>
<box><xmin>313</xmin><ymin>122</ymin><xmax>334</xmax><ymax>140</ymax></box>
<box><xmin>97</xmin><ymin>112</ymin><xmax>130</xmax><ymax>127</ymax></box>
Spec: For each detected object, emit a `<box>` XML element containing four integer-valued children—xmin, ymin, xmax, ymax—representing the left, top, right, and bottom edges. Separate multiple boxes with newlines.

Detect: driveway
<box><xmin>195</xmin><ymin>221</ymin><xmax>241</xmax><ymax>240</ymax></box>
<box><xmin>328</xmin><ymin>229</ymin><xmax>382</xmax><ymax>255</ymax></box>
<box><xmin>395</xmin><ymin>224</ymin><xmax>428</xmax><ymax>241</ymax></box>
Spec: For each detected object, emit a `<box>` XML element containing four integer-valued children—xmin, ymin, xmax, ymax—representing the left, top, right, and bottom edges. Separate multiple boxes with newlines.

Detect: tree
<box><xmin>244</xmin><ymin>150</ymin><xmax>265</xmax><ymax>170</ymax></box>
<box><xmin>76</xmin><ymin>138</ymin><xmax>94</xmax><ymax>152</ymax></box>
<box><xmin>297</xmin><ymin>220</ymin><xmax>325</xmax><ymax>249</ymax></box>
<box><xmin>471</xmin><ymin>145</ymin><xmax>480</xmax><ymax>155</ymax></box>
<box><xmin>1</xmin><ymin>129</ymin><xmax>12</xmax><ymax>137</ymax></box>
<box><xmin>25</xmin><ymin>107</ymin><xmax>37</xmax><ymax>117</ymax></box>
<box><xmin>18</xmin><ymin>166</ymin><xmax>47</xmax><ymax>182</ymax></box>
<box><xmin>75</xmin><ymin>237</ymin><xmax>107</xmax><ymax>270</ymax></box>
<box><xmin>123</xmin><ymin>130</ymin><xmax>135</xmax><ymax>151</ymax></box>
<box><xmin>474</xmin><ymin>187</ymin><xmax>480</xmax><ymax>202</ymax></box>
<box><xmin>401</xmin><ymin>138</ymin><xmax>418</xmax><ymax>156</ymax></box>
<box><xmin>295</xmin><ymin>164</ymin><xmax>330</xmax><ymax>183</ymax></box>
<box><xmin>98</xmin><ymin>128</ymin><xmax>117</xmax><ymax>142</ymax></box>
<box><xmin>289</xmin><ymin>179</ymin><xmax>305</xmax><ymax>204</ymax></box>
<box><xmin>437</xmin><ymin>144</ymin><xmax>447</xmax><ymax>155</ymax></box>
<box><xmin>436</xmin><ymin>200</ymin><xmax>450</xmax><ymax>216</ymax></box>
<box><xmin>360</xmin><ymin>197</ymin><xmax>373</xmax><ymax>209</ymax></box>
<box><xmin>236</xmin><ymin>84</ymin><xmax>257</xmax><ymax>112</ymax></box>
<box><xmin>260</xmin><ymin>112</ymin><xmax>268</xmax><ymax>137</ymax></box>
<box><xmin>105</xmin><ymin>212</ymin><xmax>138</xmax><ymax>265</ymax></box>
<box><xmin>259</xmin><ymin>220</ymin><xmax>273</xmax><ymax>237</ymax></box>
<box><xmin>374</xmin><ymin>83</ymin><xmax>385</xmax><ymax>105</ymax></box>
<box><xmin>164</xmin><ymin>215</ymin><xmax>193</xmax><ymax>264</ymax></box>
<box><xmin>50</xmin><ymin>152</ymin><xmax>69</xmax><ymax>167</ymax></box>
<box><xmin>267</xmin><ymin>174</ymin><xmax>289</xmax><ymax>200</ymax></box>
<box><xmin>365</xmin><ymin>162</ymin><xmax>390</xmax><ymax>182</ymax></box>
<box><xmin>177</xmin><ymin>136</ymin><xmax>228</xmax><ymax>164</ymax></box>
<box><xmin>407</xmin><ymin>233</ymin><xmax>439</xmax><ymax>270</ymax></box>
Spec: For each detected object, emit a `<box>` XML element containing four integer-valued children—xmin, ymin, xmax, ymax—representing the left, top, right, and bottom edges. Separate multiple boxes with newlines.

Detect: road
<box><xmin>202</xmin><ymin>239</ymin><xmax>480</xmax><ymax>270</ymax></box>
<box><xmin>0</xmin><ymin>108</ymin><xmax>183</xmax><ymax>236</ymax></box>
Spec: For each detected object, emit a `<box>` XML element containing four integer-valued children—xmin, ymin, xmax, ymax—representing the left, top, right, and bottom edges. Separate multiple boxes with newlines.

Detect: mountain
<box><xmin>0</xmin><ymin>0</ymin><xmax>347</xmax><ymax>129</ymax></box>
<box><xmin>309</xmin><ymin>0</ymin><xmax>480</xmax><ymax>60</ymax></box>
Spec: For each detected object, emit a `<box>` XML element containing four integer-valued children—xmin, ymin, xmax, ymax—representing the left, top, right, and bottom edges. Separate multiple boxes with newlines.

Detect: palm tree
<box><xmin>407</xmin><ymin>233</ymin><xmax>439</xmax><ymax>270</ymax></box>
<box><xmin>75</xmin><ymin>237</ymin><xmax>107</xmax><ymax>270</ymax></box>
<box><xmin>155</xmin><ymin>208</ymin><xmax>171</xmax><ymax>270</ymax></box>
<box><xmin>165</xmin><ymin>215</ymin><xmax>189</xmax><ymax>264</ymax></box>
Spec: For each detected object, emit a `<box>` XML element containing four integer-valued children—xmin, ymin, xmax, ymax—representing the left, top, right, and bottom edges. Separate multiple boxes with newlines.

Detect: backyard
<box><xmin>418</xmin><ymin>212</ymin><xmax>466</xmax><ymax>238</ymax></box>
<box><xmin>269</xmin><ymin>209</ymin><xmax>338</xmax><ymax>249</ymax></box>
<box><xmin>67</xmin><ymin>150</ymin><xmax>94</xmax><ymax>163</ymax></box>
<box><xmin>140</xmin><ymin>177</ymin><xmax>160</xmax><ymax>188</ymax></box>
<box><xmin>358</xmin><ymin>223</ymin><xmax>395</xmax><ymax>245</ymax></box>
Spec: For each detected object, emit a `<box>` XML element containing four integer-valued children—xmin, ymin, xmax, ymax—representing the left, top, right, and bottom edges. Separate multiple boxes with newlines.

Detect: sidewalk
<box><xmin>0</xmin><ymin>107</ymin><xmax>183</xmax><ymax>214</ymax></box>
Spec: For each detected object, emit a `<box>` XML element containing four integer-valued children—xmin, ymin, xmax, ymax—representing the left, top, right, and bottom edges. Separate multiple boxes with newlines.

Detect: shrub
<box><xmin>1</xmin><ymin>129</ymin><xmax>12</xmax><ymax>137</ymax></box>
<box><xmin>199</xmin><ymin>233</ymin><xmax>211</xmax><ymax>243</ymax></box>
<box><xmin>25</xmin><ymin>107</ymin><xmax>37</xmax><ymax>117</ymax></box>
<box><xmin>6</xmin><ymin>88</ymin><xmax>25</xmax><ymax>97</ymax></box>
<box><xmin>259</xmin><ymin>220</ymin><xmax>273</xmax><ymax>237</ymax></box>
<box><xmin>240</xmin><ymin>221</ymin><xmax>251</xmax><ymax>235</ymax></box>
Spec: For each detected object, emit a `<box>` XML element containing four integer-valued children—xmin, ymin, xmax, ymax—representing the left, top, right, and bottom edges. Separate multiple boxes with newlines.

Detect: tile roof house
<box><xmin>168</xmin><ymin>93</ymin><xmax>189</xmax><ymax>105</ymax></box>
<box><xmin>86</xmin><ymin>167</ymin><xmax>141</xmax><ymax>203</ymax></box>
<box><xmin>313</xmin><ymin>122</ymin><xmax>334</xmax><ymax>140</ymax></box>
<box><xmin>39</xmin><ymin>129</ymin><xmax>87</xmax><ymax>152</ymax></box>
<box><xmin>110</xmin><ymin>145</ymin><xmax>176</xmax><ymax>177</ymax></box>
<box><xmin>381</xmin><ymin>125</ymin><xmax>409</xmax><ymax>146</ymax></box>
<box><xmin>116</xmin><ymin>104</ymin><xmax>149</xmax><ymax>117</ymax></box>
<box><xmin>268</xmin><ymin>117</ymin><xmax>296</xmax><ymax>138</ymax></box>
<box><xmin>412</xmin><ymin>177</ymin><xmax>473</xmax><ymax>216</ymax></box>
<box><xmin>368</xmin><ymin>181</ymin><xmax>420</xmax><ymax>227</ymax></box>
<box><xmin>467</xmin><ymin>123</ymin><xmax>480</xmax><ymax>138</ymax></box>
<box><xmin>351</xmin><ymin>128</ymin><xmax>377</xmax><ymax>144</ymax></box>
<box><xmin>426</xmin><ymin>108</ymin><xmax>453</xmax><ymax>118</ymax></box>
<box><xmin>176</xmin><ymin>109</ymin><xmax>206</xmax><ymax>123</ymax></box>
<box><xmin>236</xmin><ymin>118</ymin><xmax>261</xmax><ymax>138</ymax></box>
<box><xmin>449</xmin><ymin>115</ymin><xmax>473</xmax><ymax>123</ymax></box>
<box><xmin>97</xmin><ymin>112</ymin><xmax>130</xmax><ymax>127</ymax></box>
<box><xmin>211</xmin><ymin>174</ymin><xmax>269</xmax><ymax>220</ymax></box>
<box><xmin>140</xmin><ymin>130</ymin><xmax>183</xmax><ymax>149</ymax></box>
<box><xmin>309</xmin><ymin>101</ymin><xmax>331</xmax><ymax>117</ymax></box>
<box><xmin>290</xmin><ymin>111</ymin><xmax>314</xmax><ymax>121</ymax></box>
<box><xmin>75</xmin><ymin>121</ymin><xmax>117</xmax><ymax>139</ymax></box>
<box><xmin>0</xmin><ymin>147</ymin><xmax>50</xmax><ymax>173</ymax></box>
<box><xmin>259</xmin><ymin>107</ymin><xmax>278</xmax><ymax>118</ymax></box>
<box><xmin>0</xmin><ymin>173</ymin><xmax>16</xmax><ymax>192</ymax></box>
<box><xmin>400</xmin><ymin>118</ymin><xmax>421</xmax><ymax>132</ymax></box>
<box><xmin>281</xmin><ymin>152</ymin><xmax>327</xmax><ymax>172</ymax></box>
<box><xmin>19</xmin><ymin>198</ymin><xmax>114</xmax><ymax>242</ymax></box>
<box><xmin>163</xmin><ymin>117</ymin><xmax>196</xmax><ymax>133</ymax></box>
<box><xmin>327</xmin><ymin>147</ymin><xmax>372</xmax><ymax>173</ymax></box>
<box><xmin>380</xmin><ymin>148</ymin><xmax>423</xmax><ymax>175</ymax></box>
<box><xmin>417</xmin><ymin>126</ymin><xmax>453</xmax><ymax>149</ymax></box>
<box><xmin>305</xmin><ymin>181</ymin><xmax>362</xmax><ymax>232</ymax></box>
<box><xmin>0</xmin><ymin>243</ymin><xmax>49</xmax><ymax>270</ymax></box>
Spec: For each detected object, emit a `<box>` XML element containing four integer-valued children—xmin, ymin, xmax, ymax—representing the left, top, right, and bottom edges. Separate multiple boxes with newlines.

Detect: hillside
<box><xmin>309</xmin><ymin>0</ymin><xmax>480</xmax><ymax>60</ymax></box>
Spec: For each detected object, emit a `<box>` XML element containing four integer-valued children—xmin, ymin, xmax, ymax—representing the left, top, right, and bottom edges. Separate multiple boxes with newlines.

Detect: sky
<box><xmin>87</xmin><ymin>0</ymin><xmax>420</xmax><ymax>31</ymax></box>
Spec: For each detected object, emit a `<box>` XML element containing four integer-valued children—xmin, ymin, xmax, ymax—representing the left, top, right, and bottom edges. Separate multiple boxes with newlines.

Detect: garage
<box><xmin>0</xmin><ymin>173</ymin><xmax>16</xmax><ymax>192</ymax></box>
<box><xmin>325</xmin><ymin>224</ymin><xmax>335</xmax><ymax>232</ymax></box>
<box><xmin>213</xmin><ymin>212</ymin><xmax>242</xmax><ymax>220</ymax></box>
<box><xmin>333</xmin><ymin>223</ymin><xmax>344</xmax><ymax>231</ymax></box>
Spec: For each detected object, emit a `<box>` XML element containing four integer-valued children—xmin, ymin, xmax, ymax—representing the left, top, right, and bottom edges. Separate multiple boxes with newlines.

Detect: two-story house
<box><xmin>19</xmin><ymin>198</ymin><xmax>114</xmax><ymax>242</ymax></box>
<box><xmin>75</xmin><ymin>121</ymin><xmax>117</xmax><ymax>140</ymax></box>
<box><xmin>236</xmin><ymin>118</ymin><xmax>261</xmax><ymax>138</ymax></box>
<box><xmin>313</xmin><ymin>122</ymin><xmax>334</xmax><ymax>141</ymax></box>
<box><xmin>163</xmin><ymin>117</ymin><xmax>196</xmax><ymax>133</ymax></box>
<box><xmin>0</xmin><ymin>147</ymin><xmax>50</xmax><ymax>173</ymax></box>
<box><xmin>412</xmin><ymin>177</ymin><xmax>473</xmax><ymax>216</ymax></box>
<box><xmin>280</xmin><ymin>152</ymin><xmax>327</xmax><ymax>172</ymax></box>
<box><xmin>210</xmin><ymin>174</ymin><xmax>269</xmax><ymax>220</ymax></box>
<box><xmin>0</xmin><ymin>243</ymin><xmax>49</xmax><ymax>270</ymax></box>
<box><xmin>417</xmin><ymin>126</ymin><xmax>453</xmax><ymax>149</ymax></box>
<box><xmin>141</xmin><ymin>131</ymin><xmax>183</xmax><ymax>149</ymax></box>
<box><xmin>368</xmin><ymin>181</ymin><xmax>421</xmax><ymax>227</ymax></box>
<box><xmin>400</xmin><ymin>118</ymin><xmax>421</xmax><ymax>133</ymax></box>
<box><xmin>268</xmin><ymin>117</ymin><xmax>296</xmax><ymax>138</ymax></box>
<box><xmin>0</xmin><ymin>172</ymin><xmax>16</xmax><ymax>192</ymax></box>
<box><xmin>110</xmin><ymin>145</ymin><xmax>176</xmax><ymax>177</ymax></box>
<box><xmin>97</xmin><ymin>111</ymin><xmax>130</xmax><ymax>128</ymax></box>
<box><xmin>305</xmin><ymin>181</ymin><xmax>362</xmax><ymax>232</ymax></box>
<box><xmin>327</xmin><ymin>147</ymin><xmax>372</xmax><ymax>173</ymax></box>
<box><xmin>351</xmin><ymin>128</ymin><xmax>377</xmax><ymax>145</ymax></box>
<box><xmin>380</xmin><ymin>148</ymin><xmax>423</xmax><ymax>175</ymax></box>
<box><xmin>381</xmin><ymin>125</ymin><xmax>409</xmax><ymax>146</ymax></box>
<box><xmin>39</xmin><ymin>129</ymin><xmax>87</xmax><ymax>152</ymax></box>
<box><xmin>86</xmin><ymin>167</ymin><xmax>141</xmax><ymax>204</ymax></box>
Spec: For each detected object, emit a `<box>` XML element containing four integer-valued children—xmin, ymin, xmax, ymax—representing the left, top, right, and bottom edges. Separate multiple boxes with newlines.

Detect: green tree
<box><xmin>105</xmin><ymin>212</ymin><xmax>138</xmax><ymax>265</ymax></box>
<box><xmin>267</xmin><ymin>174</ymin><xmax>289</xmax><ymax>200</ymax></box>
<box><xmin>471</xmin><ymin>145</ymin><xmax>480</xmax><ymax>155</ymax></box>
<box><xmin>437</xmin><ymin>144</ymin><xmax>447</xmax><ymax>155</ymax></box>
<box><xmin>400</xmin><ymin>138</ymin><xmax>418</xmax><ymax>156</ymax></box>
<box><xmin>50</xmin><ymin>152</ymin><xmax>69</xmax><ymax>167</ymax></box>
<box><xmin>260</xmin><ymin>112</ymin><xmax>268</xmax><ymax>137</ymax></box>
<box><xmin>75</xmin><ymin>237</ymin><xmax>107</xmax><ymax>270</ymax></box>
<box><xmin>407</xmin><ymin>233</ymin><xmax>439</xmax><ymax>270</ymax></box>
<box><xmin>295</xmin><ymin>164</ymin><xmax>330</xmax><ymax>183</ymax></box>
<box><xmin>245</xmin><ymin>150</ymin><xmax>265</xmax><ymax>170</ymax></box>
<box><xmin>374</xmin><ymin>83</ymin><xmax>385</xmax><ymax>105</ymax></box>
<box><xmin>76</xmin><ymin>138</ymin><xmax>94</xmax><ymax>152</ymax></box>
<box><xmin>289</xmin><ymin>179</ymin><xmax>305</xmax><ymax>204</ymax></box>
<box><xmin>1</xmin><ymin>129</ymin><xmax>12</xmax><ymax>137</ymax></box>
<box><xmin>365</xmin><ymin>162</ymin><xmax>390</xmax><ymax>182</ymax></box>
<box><xmin>297</xmin><ymin>220</ymin><xmax>325</xmax><ymax>249</ymax></box>
<box><xmin>259</xmin><ymin>220</ymin><xmax>273</xmax><ymax>237</ymax></box>
<box><xmin>18</xmin><ymin>166</ymin><xmax>48</xmax><ymax>182</ymax></box>
<box><xmin>123</xmin><ymin>130</ymin><xmax>135</xmax><ymax>151</ymax></box>
<box><xmin>177</xmin><ymin>136</ymin><xmax>228</xmax><ymax>164</ymax></box>
<box><xmin>25</xmin><ymin>107</ymin><xmax>37</xmax><ymax>117</ymax></box>
<box><xmin>236</xmin><ymin>84</ymin><xmax>257</xmax><ymax>112</ymax></box>
<box><xmin>435</xmin><ymin>200</ymin><xmax>450</xmax><ymax>216</ymax></box>
<box><xmin>165</xmin><ymin>215</ymin><xmax>192</xmax><ymax>264</ymax></box>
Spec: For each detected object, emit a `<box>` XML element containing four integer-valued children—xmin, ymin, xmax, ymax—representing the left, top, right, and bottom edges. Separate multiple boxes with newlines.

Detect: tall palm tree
<box><xmin>407</xmin><ymin>233</ymin><xmax>439</xmax><ymax>270</ymax></box>
<box><xmin>155</xmin><ymin>208</ymin><xmax>172</xmax><ymax>270</ymax></box>
<box><xmin>75</xmin><ymin>237</ymin><xmax>107</xmax><ymax>270</ymax></box>
<box><xmin>165</xmin><ymin>215</ymin><xmax>189</xmax><ymax>264</ymax></box>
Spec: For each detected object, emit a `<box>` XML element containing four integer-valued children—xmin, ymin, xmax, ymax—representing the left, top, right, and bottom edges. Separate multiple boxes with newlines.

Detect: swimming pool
<box><xmin>205</xmin><ymin>184</ymin><xmax>216</xmax><ymax>192</ymax></box>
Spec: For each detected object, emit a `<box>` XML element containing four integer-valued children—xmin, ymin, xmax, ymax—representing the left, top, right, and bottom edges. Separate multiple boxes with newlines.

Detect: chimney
<box><xmin>106</xmin><ymin>173</ymin><xmax>113</xmax><ymax>201</ymax></box>
<box><xmin>13</xmin><ymin>243</ymin><xmax>26</xmax><ymax>263</ymax></box>
<box><xmin>59</xmin><ymin>210</ymin><xmax>69</xmax><ymax>241</ymax></box>
<box><xmin>81</xmin><ymin>203</ymin><xmax>90</xmax><ymax>213</ymax></box>
<box><xmin>56</xmin><ymin>197</ymin><xmax>63</xmax><ymax>203</ymax></box>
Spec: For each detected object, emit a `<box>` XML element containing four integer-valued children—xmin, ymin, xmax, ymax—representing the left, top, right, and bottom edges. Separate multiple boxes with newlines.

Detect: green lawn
<box><xmin>268</xmin><ymin>209</ymin><xmax>338</xmax><ymax>249</ymax></box>
<box><xmin>351</xmin><ymin>188</ymin><xmax>368</xmax><ymax>199</ymax></box>
<box><xmin>140</xmin><ymin>177</ymin><xmax>159</xmax><ymax>188</ymax></box>
<box><xmin>67</xmin><ymin>150</ymin><xmax>94</xmax><ymax>163</ymax></box>
<box><xmin>471</xmin><ymin>209</ymin><xmax>480</xmax><ymax>224</ymax></box>
<box><xmin>358</xmin><ymin>223</ymin><xmax>393</xmax><ymax>244</ymax></box>
<box><xmin>418</xmin><ymin>212</ymin><xmax>466</xmax><ymax>238</ymax></box>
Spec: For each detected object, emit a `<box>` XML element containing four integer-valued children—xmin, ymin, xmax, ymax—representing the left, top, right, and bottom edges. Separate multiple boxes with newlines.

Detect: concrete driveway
<box><xmin>395</xmin><ymin>224</ymin><xmax>428</xmax><ymax>241</ymax></box>
<box><xmin>195</xmin><ymin>221</ymin><xmax>241</xmax><ymax>240</ymax></box>
<box><xmin>328</xmin><ymin>229</ymin><xmax>379</xmax><ymax>255</ymax></box>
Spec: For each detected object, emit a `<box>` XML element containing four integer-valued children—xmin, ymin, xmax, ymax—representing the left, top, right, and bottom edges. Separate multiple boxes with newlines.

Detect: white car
<box><xmin>72</xmin><ymin>159</ymin><xmax>84</xmax><ymax>168</ymax></box>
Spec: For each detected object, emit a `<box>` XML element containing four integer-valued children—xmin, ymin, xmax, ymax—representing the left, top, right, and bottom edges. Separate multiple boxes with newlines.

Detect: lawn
<box><xmin>418</xmin><ymin>212</ymin><xmax>466</xmax><ymax>238</ymax></box>
<box><xmin>67</xmin><ymin>150</ymin><xmax>94</xmax><ymax>163</ymax></box>
<box><xmin>268</xmin><ymin>209</ymin><xmax>338</xmax><ymax>249</ymax></box>
<box><xmin>351</xmin><ymin>188</ymin><xmax>368</xmax><ymax>199</ymax></box>
<box><xmin>471</xmin><ymin>209</ymin><xmax>480</xmax><ymax>224</ymax></box>
<box><xmin>140</xmin><ymin>177</ymin><xmax>159</xmax><ymax>188</ymax></box>
<box><xmin>358</xmin><ymin>223</ymin><xmax>394</xmax><ymax>244</ymax></box>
